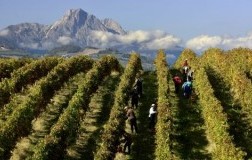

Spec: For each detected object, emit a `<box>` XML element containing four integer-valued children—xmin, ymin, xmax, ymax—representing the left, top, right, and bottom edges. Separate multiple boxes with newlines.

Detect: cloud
<box><xmin>144</xmin><ymin>35</ymin><xmax>181</xmax><ymax>50</ymax></box>
<box><xmin>57</xmin><ymin>36</ymin><xmax>73</xmax><ymax>45</ymax></box>
<box><xmin>90</xmin><ymin>30</ymin><xmax>181</xmax><ymax>50</ymax></box>
<box><xmin>0</xmin><ymin>29</ymin><xmax>10</xmax><ymax>36</ymax></box>
<box><xmin>186</xmin><ymin>33</ymin><xmax>252</xmax><ymax>52</ymax></box>
<box><xmin>186</xmin><ymin>35</ymin><xmax>222</xmax><ymax>51</ymax></box>
<box><xmin>19</xmin><ymin>42</ymin><xmax>39</xmax><ymax>49</ymax></box>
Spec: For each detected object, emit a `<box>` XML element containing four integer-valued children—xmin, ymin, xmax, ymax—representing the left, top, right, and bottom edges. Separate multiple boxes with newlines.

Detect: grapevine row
<box><xmin>0</xmin><ymin>58</ymin><xmax>31</xmax><ymax>81</ymax></box>
<box><xmin>175</xmin><ymin>49</ymin><xmax>245</xmax><ymax>159</ymax></box>
<box><xmin>0</xmin><ymin>57</ymin><xmax>61</xmax><ymax>108</ymax></box>
<box><xmin>226</xmin><ymin>48</ymin><xmax>252</xmax><ymax>77</ymax></box>
<box><xmin>193</xmin><ymin>66</ymin><xmax>245</xmax><ymax>159</ymax></box>
<box><xmin>64</xmin><ymin>74</ymin><xmax>120</xmax><ymax>159</ymax></box>
<box><xmin>10</xmin><ymin>72</ymin><xmax>86</xmax><ymax>160</ymax></box>
<box><xmin>30</xmin><ymin>55</ymin><xmax>120</xmax><ymax>159</ymax></box>
<box><xmin>94</xmin><ymin>53</ymin><xmax>142</xmax><ymax>160</ymax></box>
<box><xmin>201</xmin><ymin>49</ymin><xmax>252</xmax><ymax>131</ymax></box>
<box><xmin>0</xmin><ymin>56</ymin><xmax>94</xmax><ymax>158</ymax></box>
<box><xmin>154</xmin><ymin>50</ymin><xmax>173</xmax><ymax>159</ymax></box>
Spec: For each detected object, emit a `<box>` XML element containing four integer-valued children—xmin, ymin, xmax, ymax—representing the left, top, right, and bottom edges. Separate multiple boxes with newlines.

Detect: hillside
<box><xmin>0</xmin><ymin>48</ymin><xmax>252</xmax><ymax>159</ymax></box>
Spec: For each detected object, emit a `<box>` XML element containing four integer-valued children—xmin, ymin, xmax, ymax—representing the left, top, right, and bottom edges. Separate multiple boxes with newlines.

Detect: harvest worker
<box><xmin>121</xmin><ymin>130</ymin><xmax>132</xmax><ymax>154</ymax></box>
<box><xmin>130</xmin><ymin>88</ymin><xmax>139</xmax><ymax>109</ymax></box>
<box><xmin>134</xmin><ymin>77</ymin><xmax>143</xmax><ymax>97</ymax></box>
<box><xmin>182</xmin><ymin>80</ymin><xmax>192</xmax><ymax>99</ymax></box>
<box><xmin>173</xmin><ymin>74</ymin><xmax>182</xmax><ymax>93</ymax></box>
<box><xmin>182</xmin><ymin>59</ymin><xmax>189</xmax><ymax>82</ymax></box>
<box><xmin>183</xmin><ymin>59</ymin><xmax>189</xmax><ymax>67</ymax></box>
<box><xmin>125</xmin><ymin>106</ymin><xmax>138</xmax><ymax>133</ymax></box>
<box><xmin>149</xmin><ymin>103</ymin><xmax>157</xmax><ymax>131</ymax></box>
<box><xmin>187</xmin><ymin>68</ymin><xmax>194</xmax><ymax>82</ymax></box>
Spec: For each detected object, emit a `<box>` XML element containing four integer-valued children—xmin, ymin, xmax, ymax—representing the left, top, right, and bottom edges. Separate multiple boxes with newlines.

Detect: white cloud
<box><xmin>144</xmin><ymin>35</ymin><xmax>181</xmax><ymax>50</ymax></box>
<box><xmin>186</xmin><ymin>35</ymin><xmax>222</xmax><ymax>51</ymax></box>
<box><xmin>19</xmin><ymin>42</ymin><xmax>39</xmax><ymax>49</ymax></box>
<box><xmin>90</xmin><ymin>30</ymin><xmax>181</xmax><ymax>50</ymax></box>
<box><xmin>0</xmin><ymin>29</ymin><xmax>10</xmax><ymax>36</ymax></box>
<box><xmin>57</xmin><ymin>36</ymin><xmax>73</xmax><ymax>45</ymax></box>
<box><xmin>186</xmin><ymin>33</ymin><xmax>252</xmax><ymax>52</ymax></box>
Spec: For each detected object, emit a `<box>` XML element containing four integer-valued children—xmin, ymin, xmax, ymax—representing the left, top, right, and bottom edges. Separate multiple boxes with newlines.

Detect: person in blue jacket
<box><xmin>182</xmin><ymin>80</ymin><xmax>192</xmax><ymax>99</ymax></box>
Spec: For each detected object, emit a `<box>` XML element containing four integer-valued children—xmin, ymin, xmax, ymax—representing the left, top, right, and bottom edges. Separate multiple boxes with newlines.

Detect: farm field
<box><xmin>0</xmin><ymin>48</ymin><xmax>252</xmax><ymax>160</ymax></box>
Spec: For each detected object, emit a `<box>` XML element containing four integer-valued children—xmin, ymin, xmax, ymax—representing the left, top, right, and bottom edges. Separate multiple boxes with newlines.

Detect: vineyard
<box><xmin>0</xmin><ymin>48</ymin><xmax>252</xmax><ymax>160</ymax></box>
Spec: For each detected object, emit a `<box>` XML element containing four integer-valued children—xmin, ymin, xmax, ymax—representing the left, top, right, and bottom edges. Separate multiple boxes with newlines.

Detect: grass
<box><xmin>114</xmin><ymin>71</ymin><xmax>158</xmax><ymax>160</ymax></box>
<box><xmin>129</xmin><ymin>71</ymin><xmax>158</xmax><ymax>160</ymax></box>
<box><xmin>169</xmin><ymin>69</ymin><xmax>211</xmax><ymax>159</ymax></box>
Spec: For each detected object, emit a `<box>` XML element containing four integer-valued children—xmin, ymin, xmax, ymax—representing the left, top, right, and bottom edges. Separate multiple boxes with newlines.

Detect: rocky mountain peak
<box><xmin>63</xmin><ymin>8</ymin><xmax>88</xmax><ymax>25</ymax></box>
<box><xmin>46</xmin><ymin>8</ymin><xmax>88</xmax><ymax>36</ymax></box>
<box><xmin>102</xmin><ymin>18</ymin><xmax>126</xmax><ymax>35</ymax></box>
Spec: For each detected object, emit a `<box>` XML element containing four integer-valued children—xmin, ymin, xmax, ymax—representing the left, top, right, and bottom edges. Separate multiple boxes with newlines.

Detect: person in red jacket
<box><xmin>173</xmin><ymin>74</ymin><xmax>182</xmax><ymax>93</ymax></box>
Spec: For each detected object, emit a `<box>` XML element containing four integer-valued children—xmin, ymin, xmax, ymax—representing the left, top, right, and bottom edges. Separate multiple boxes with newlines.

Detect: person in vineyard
<box><xmin>120</xmin><ymin>130</ymin><xmax>132</xmax><ymax>154</ymax></box>
<box><xmin>130</xmin><ymin>88</ymin><xmax>139</xmax><ymax>109</ymax></box>
<box><xmin>182</xmin><ymin>61</ymin><xmax>189</xmax><ymax>82</ymax></box>
<box><xmin>182</xmin><ymin>68</ymin><xmax>188</xmax><ymax>82</ymax></box>
<box><xmin>149</xmin><ymin>103</ymin><xmax>157</xmax><ymax>131</ymax></box>
<box><xmin>183</xmin><ymin>59</ymin><xmax>188</xmax><ymax>67</ymax></box>
<box><xmin>182</xmin><ymin>80</ymin><xmax>192</xmax><ymax>99</ymax></box>
<box><xmin>187</xmin><ymin>68</ymin><xmax>194</xmax><ymax>82</ymax></box>
<box><xmin>133</xmin><ymin>77</ymin><xmax>143</xmax><ymax>97</ymax></box>
<box><xmin>173</xmin><ymin>74</ymin><xmax>182</xmax><ymax>93</ymax></box>
<box><xmin>125</xmin><ymin>106</ymin><xmax>138</xmax><ymax>133</ymax></box>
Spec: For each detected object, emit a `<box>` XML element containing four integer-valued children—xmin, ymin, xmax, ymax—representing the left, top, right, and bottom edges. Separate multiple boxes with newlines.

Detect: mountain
<box><xmin>0</xmin><ymin>8</ymin><xmax>126</xmax><ymax>50</ymax></box>
<box><xmin>0</xmin><ymin>8</ymin><xmax>182</xmax><ymax>65</ymax></box>
<box><xmin>0</xmin><ymin>23</ymin><xmax>47</xmax><ymax>50</ymax></box>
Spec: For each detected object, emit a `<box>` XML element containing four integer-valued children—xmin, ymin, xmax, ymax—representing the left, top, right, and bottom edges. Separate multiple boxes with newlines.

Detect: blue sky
<box><xmin>1</xmin><ymin>0</ymin><xmax>252</xmax><ymax>51</ymax></box>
